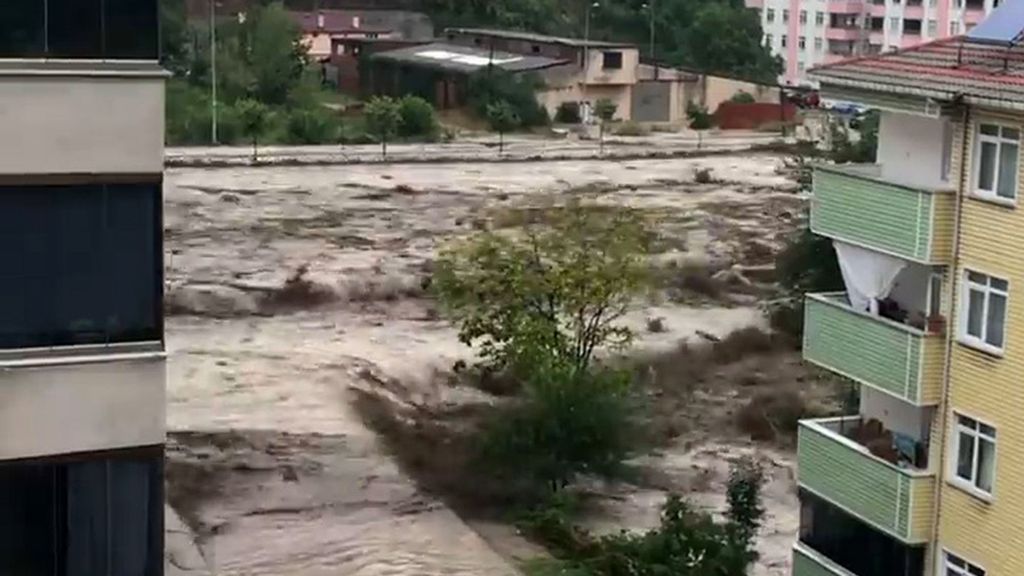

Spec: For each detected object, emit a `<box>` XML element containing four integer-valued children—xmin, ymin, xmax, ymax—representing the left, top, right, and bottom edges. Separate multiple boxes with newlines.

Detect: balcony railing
<box><xmin>811</xmin><ymin>164</ymin><xmax>955</xmax><ymax>263</ymax></box>
<box><xmin>792</xmin><ymin>542</ymin><xmax>856</xmax><ymax>576</ymax></box>
<box><xmin>803</xmin><ymin>293</ymin><xmax>944</xmax><ymax>405</ymax></box>
<box><xmin>798</xmin><ymin>417</ymin><xmax>935</xmax><ymax>544</ymax></box>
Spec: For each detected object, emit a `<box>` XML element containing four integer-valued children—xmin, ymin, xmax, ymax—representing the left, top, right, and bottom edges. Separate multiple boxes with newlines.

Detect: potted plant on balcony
<box><xmin>926</xmin><ymin>314</ymin><xmax>946</xmax><ymax>335</ymax></box>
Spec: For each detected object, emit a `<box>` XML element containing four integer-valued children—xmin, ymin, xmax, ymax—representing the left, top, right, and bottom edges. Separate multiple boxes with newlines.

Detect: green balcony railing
<box><xmin>803</xmin><ymin>293</ymin><xmax>944</xmax><ymax>405</ymax></box>
<box><xmin>798</xmin><ymin>417</ymin><xmax>935</xmax><ymax>544</ymax></box>
<box><xmin>811</xmin><ymin>165</ymin><xmax>954</xmax><ymax>263</ymax></box>
<box><xmin>792</xmin><ymin>542</ymin><xmax>857</xmax><ymax>576</ymax></box>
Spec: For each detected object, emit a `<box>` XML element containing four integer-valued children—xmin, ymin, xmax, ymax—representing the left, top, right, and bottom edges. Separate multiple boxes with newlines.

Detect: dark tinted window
<box><xmin>47</xmin><ymin>0</ymin><xmax>103</xmax><ymax>58</ymax></box>
<box><xmin>603</xmin><ymin>51</ymin><xmax>623</xmax><ymax>70</ymax></box>
<box><xmin>0</xmin><ymin>182</ymin><xmax>162</xmax><ymax>349</ymax></box>
<box><xmin>0</xmin><ymin>451</ymin><xmax>163</xmax><ymax>576</ymax></box>
<box><xmin>104</xmin><ymin>0</ymin><xmax>160</xmax><ymax>59</ymax></box>
<box><xmin>0</xmin><ymin>0</ymin><xmax>159</xmax><ymax>59</ymax></box>
<box><xmin>800</xmin><ymin>490</ymin><xmax>925</xmax><ymax>576</ymax></box>
<box><xmin>0</xmin><ymin>0</ymin><xmax>45</xmax><ymax>57</ymax></box>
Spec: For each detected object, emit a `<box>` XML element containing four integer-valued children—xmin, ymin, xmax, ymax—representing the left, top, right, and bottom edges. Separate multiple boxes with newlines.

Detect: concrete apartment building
<box><xmin>747</xmin><ymin>0</ymin><xmax>1000</xmax><ymax>85</ymax></box>
<box><xmin>0</xmin><ymin>0</ymin><xmax>167</xmax><ymax>573</ymax></box>
<box><xmin>793</xmin><ymin>6</ymin><xmax>1024</xmax><ymax>575</ymax></box>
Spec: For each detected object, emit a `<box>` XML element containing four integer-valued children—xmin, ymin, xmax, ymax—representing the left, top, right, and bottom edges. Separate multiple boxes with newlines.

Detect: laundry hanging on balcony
<box><xmin>833</xmin><ymin>241</ymin><xmax>906</xmax><ymax>314</ymax></box>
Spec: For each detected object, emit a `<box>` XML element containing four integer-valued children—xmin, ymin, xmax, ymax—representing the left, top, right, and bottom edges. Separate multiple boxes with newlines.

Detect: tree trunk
<box><xmin>252</xmin><ymin>137</ymin><xmax>258</xmax><ymax>162</ymax></box>
<box><xmin>499</xmin><ymin>131</ymin><xmax>504</xmax><ymax>155</ymax></box>
<box><xmin>382</xmin><ymin>137</ymin><xmax>388</xmax><ymax>159</ymax></box>
<box><xmin>599</xmin><ymin>123</ymin><xmax>605</xmax><ymax>156</ymax></box>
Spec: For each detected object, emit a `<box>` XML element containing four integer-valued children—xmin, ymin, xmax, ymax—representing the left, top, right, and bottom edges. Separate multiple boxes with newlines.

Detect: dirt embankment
<box><xmin>161</xmin><ymin>154</ymin><xmax>831</xmax><ymax>575</ymax></box>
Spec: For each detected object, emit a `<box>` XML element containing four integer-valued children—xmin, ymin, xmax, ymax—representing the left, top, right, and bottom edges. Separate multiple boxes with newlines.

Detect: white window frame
<box><xmin>972</xmin><ymin>122</ymin><xmax>1021</xmax><ymax>203</ymax></box>
<box><xmin>800</xmin><ymin>9</ymin><xmax>807</xmax><ymax>23</ymax></box>
<box><xmin>959</xmin><ymin>270</ymin><xmax>1009</xmax><ymax>355</ymax></box>
<box><xmin>928</xmin><ymin>272</ymin><xmax>943</xmax><ymax>319</ymax></box>
<box><xmin>941</xmin><ymin>549</ymin><xmax>986</xmax><ymax>576</ymax></box>
<box><xmin>767</xmin><ymin>8</ymin><xmax>775</xmax><ymax>22</ymax></box>
<box><xmin>949</xmin><ymin>412</ymin><xmax>997</xmax><ymax>500</ymax></box>
<box><xmin>816</xmin><ymin>11</ymin><xmax>825</xmax><ymax>26</ymax></box>
<box><xmin>798</xmin><ymin>36</ymin><xmax>806</xmax><ymax>49</ymax></box>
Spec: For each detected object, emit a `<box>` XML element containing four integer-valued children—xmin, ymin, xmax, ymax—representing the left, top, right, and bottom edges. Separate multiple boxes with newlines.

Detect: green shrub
<box><xmin>284</xmin><ymin>107</ymin><xmax>341</xmax><ymax>144</ymax></box>
<box><xmin>480</xmin><ymin>362</ymin><xmax>634</xmax><ymax>494</ymax></box>
<box><xmin>730</xmin><ymin>90</ymin><xmax>757</xmax><ymax>104</ymax></box>
<box><xmin>687</xmin><ymin>102</ymin><xmax>713</xmax><ymax>130</ymax></box>
<box><xmin>468</xmin><ymin>69</ymin><xmax>549</xmax><ymax>128</ymax></box>
<box><xmin>520</xmin><ymin>459</ymin><xmax>766</xmax><ymax>576</ymax></box>
<box><xmin>397</xmin><ymin>95</ymin><xmax>440</xmax><ymax>139</ymax></box>
<box><xmin>165</xmin><ymin>79</ymin><xmax>244</xmax><ymax>145</ymax></box>
<box><xmin>555</xmin><ymin>101</ymin><xmax>582</xmax><ymax>124</ymax></box>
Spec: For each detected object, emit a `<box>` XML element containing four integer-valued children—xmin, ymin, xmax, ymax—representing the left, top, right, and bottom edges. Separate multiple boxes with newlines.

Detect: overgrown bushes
<box><xmin>397</xmin><ymin>95</ymin><xmax>440</xmax><ymax>139</ymax></box>
<box><xmin>555</xmin><ymin>101</ymin><xmax>582</xmax><ymax>124</ymax></box>
<box><xmin>468</xmin><ymin>69</ymin><xmax>549</xmax><ymax>130</ymax></box>
<box><xmin>519</xmin><ymin>460</ymin><xmax>766</xmax><ymax>576</ymax></box>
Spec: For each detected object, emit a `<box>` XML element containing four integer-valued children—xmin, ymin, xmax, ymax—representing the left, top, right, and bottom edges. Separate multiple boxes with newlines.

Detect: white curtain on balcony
<box><xmin>833</xmin><ymin>241</ymin><xmax>906</xmax><ymax>313</ymax></box>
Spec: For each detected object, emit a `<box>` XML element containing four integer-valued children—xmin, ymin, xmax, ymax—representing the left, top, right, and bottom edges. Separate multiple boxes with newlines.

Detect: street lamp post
<box><xmin>582</xmin><ymin>1</ymin><xmax>599</xmax><ymax>122</ymax></box>
<box><xmin>642</xmin><ymin>0</ymin><xmax>656</xmax><ymax>70</ymax></box>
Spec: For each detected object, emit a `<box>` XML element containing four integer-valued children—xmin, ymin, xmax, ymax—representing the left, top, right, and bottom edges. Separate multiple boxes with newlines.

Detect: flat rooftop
<box><xmin>370</xmin><ymin>42</ymin><xmax>569</xmax><ymax>73</ymax></box>
<box><xmin>444</xmin><ymin>27</ymin><xmax>634</xmax><ymax>49</ymax></box>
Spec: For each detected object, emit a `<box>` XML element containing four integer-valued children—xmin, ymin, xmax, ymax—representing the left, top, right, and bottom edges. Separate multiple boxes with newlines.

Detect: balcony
<box><xmin>811</xmin><ymin>165</ymin><xmax>955</xmax><ymax>263</ymax></box>
<box><xmin>797</xmin><ymin>417</ymin><xmax>935</xmax><ymax>543</ymax></box>
<box><xmin>826</xmin><ymin>27</ymin><xmax>863</xmax><ymax>40</ymax></box>
<box><xmin>792</xmin><ymin>542</ymin><xmax>855</xmax><ymax>576</ymax></box>
<box><xmin>804</xmin><ymin>293</ymin><xmax>944</xmax><ymax>405</ymax></box>
<box><xmin>828</xmin><ymin>0</ymin><xmax>865</xmax><ymax>13</ymax></box>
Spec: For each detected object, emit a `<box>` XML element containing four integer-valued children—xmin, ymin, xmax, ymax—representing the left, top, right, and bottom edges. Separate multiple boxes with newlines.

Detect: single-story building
<box><xmin>365</xmin><ymin>42</ymin><xmax>570</xmax><ymax>109</ymax></box>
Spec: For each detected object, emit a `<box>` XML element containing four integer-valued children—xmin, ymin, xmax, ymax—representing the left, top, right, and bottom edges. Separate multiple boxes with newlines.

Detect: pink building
<box><xmin>744</xmin><ymin>0</ymin><xmax>1001</xmax><ymax>85</ymax></box>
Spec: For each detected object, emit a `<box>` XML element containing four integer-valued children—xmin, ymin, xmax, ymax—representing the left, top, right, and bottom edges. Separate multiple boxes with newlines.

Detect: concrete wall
<box><xmin>632</xmin><ymin>81</ymin><xmax>672</xmax><ymax>123</ymax></box>
<box><xmin>860</xmin><ymin>387</ymin><xmax>933</xmax><ymax>441</ymax></box>
<box><xmin>877</xmin><ymin>111</ymin><xmax>952</xmax><ymax>189</ymax></box>
<box><xmin>583</xmin><ymin>47</ymin><xmax>640</xmax><ymax>85</ymax></box>
<box><xmin>0</xmin><ymin>76</ymin><xmax>164</xmax><ymax>176</ymax></box>
<box><xmin>0</xmin><ymin>357</ymin><xmax>166</xmax><ymax>460</ymax></box>
<box><xmin>702</xmin><ymin>75</ymin><xmax>779</xmax><ymax>113</ymax></box>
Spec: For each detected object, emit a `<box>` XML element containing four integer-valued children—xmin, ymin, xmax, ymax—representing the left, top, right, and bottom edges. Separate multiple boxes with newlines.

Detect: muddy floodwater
<box><xmin>163</xmin><ymin>154</ymin><xmax>809</xmax><ymax>575</ymax></box>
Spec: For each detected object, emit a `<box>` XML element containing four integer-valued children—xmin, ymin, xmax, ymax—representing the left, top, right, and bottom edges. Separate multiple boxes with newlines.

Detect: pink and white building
<box><xmin>745</xmin><ymin>0</ymin><xmax>1003</xmax><ymax>85</ymax></box>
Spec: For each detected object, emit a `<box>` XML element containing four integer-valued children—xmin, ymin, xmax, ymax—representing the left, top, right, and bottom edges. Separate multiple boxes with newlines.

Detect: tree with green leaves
<box><xmin>236</xmin><ymin>98</ymin><xmax>270</xmax><ymax>162</ymax></box>
<box><xmin>364</xmin><ymin>96</ymin><xmax>402</xmax><ymax>159</ymax></box>
<box><xmin>486</xmin><ymin>100</ymin><xmax>520</xmax><ymax>155</ymax></box>
<box><xmin>433</xmin><ymin>200</ymin><xmax>651</xmax><ymax>374</ymax></box>
<box><xmin>676</xmin><ymin>3</ymin><xmax>782</xmax><ymax>83</ymax></box>
<box><xmin>247</xmin><ymin>2</ymin><xmax>309</xmax><ymax>106</ymax></box>
<box><xmin>594</xmin><ymin>98</ymin><xmax>617</xmax><ymax>155</ymax></box>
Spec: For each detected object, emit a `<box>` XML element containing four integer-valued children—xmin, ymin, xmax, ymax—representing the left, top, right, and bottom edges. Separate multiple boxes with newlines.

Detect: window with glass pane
<box><xmin>929</xmin><ymin>274</ymin><xmax>943</xmax><ymax>317</ymax></box>
<box><xmin>952</xmin><ymin>414</ymin><xmax>997</xmax><ymax>496</ymax></box>
<box><xmin>0</xmin><ymin>182</ymin><xmax>162</xmax><ymax>349</ymax></box>
<box><xmin>961</xmin><ymin>271</ymin><xmax>1009</xmax><ymax>351</ymax></box>
<box><xmin>104</xmin><ymin>0</ymin><xmax>160</xmax><ymax>59</ymax></box>
<box><xmin>0</xmin><ymin>0</ymin><xmax>45</xmax><ymax>57</ymax></box>
<box><xmin>975</xmin><ymin>122</ymin><xmax>1021</xmax><ymax>200</ymax></box>
<box><xmin>0</xmin><ymin>451</ymin><xmax>163</xmax><ymax>576</ymax></box>
<box><xmin>0</xmin><ymin>0</ymin><xmax>159</xmax><ymax>59</ymax></box>
<box><xmin>944</xmin><ymin>551</ymin><xmax>986</xmax><ymax>576</ymax></box>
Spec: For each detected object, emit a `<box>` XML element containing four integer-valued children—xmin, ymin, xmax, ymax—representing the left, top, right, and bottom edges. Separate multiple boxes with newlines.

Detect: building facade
<box><xmin>0</xmin><ymin>0</ymin><xmax>167</xmax><ymax>573</ymax></box>
<box><xmin>795</xmin><ymin>29</ymin><xmax>1024</xmax><ymax>576</ymax></box>
<box><xmin>746</xmin><ymin>0</ymin><xmax>1001</xmax><ymax>85</ymax></box>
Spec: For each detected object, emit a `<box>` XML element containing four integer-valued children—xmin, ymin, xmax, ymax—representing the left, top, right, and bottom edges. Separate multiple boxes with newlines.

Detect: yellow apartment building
<box><xmin>792</xmin><ymin>10</ymin><xmax>1024</xmax><ymax>576</ymax></box>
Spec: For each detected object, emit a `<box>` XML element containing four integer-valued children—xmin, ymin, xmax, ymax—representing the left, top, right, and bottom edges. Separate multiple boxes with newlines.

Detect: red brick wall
<box><xmin>712</xmin><ymin>102</ymin><xmax>796</xmax><ymax>130</ymax></box>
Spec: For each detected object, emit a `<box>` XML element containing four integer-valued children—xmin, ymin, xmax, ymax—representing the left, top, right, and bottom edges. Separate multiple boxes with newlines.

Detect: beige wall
<box><xmin>0</xmin><ymin>356</ymin><xmax>166</xmax><ymax>459</ymax></box>
<box><xmin>0</xmin><ymin>75</ymin><xmax>165</xmax><ymax>175</ymax></box>
<box><xmin>583</xmin><ymin>47</ymin><xmax>639</xmax><ymax>85</ymax></box>
<box><xmin>697</xmin><ymin>75</ymin><xmax>780</xmax><ymax>113</ymax></box>
<box><xmin>538</xmin><ymin>62</ymin><xmax>635</xmax><ymax>121</ymax></box>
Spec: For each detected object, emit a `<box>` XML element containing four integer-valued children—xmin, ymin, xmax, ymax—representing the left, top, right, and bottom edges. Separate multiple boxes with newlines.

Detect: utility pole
<box><xmin>210</xmin><ymin>0</ymin><xmax>218</xmax><ymax>144</ymax></box>
<box><xmin>582</xmin><ymin>1</ymin><xmax>598</xmax><ymax>122</ymax></box>
<box><xmin>649</xmin><ymin>0</ymin><xmax>656</xmax><ymax>64</ymax></box>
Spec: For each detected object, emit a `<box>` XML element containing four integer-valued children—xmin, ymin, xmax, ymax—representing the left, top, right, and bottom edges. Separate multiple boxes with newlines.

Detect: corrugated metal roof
<box><xmin>369</xmin><ymin>42</ymin><xmax>569</xmax><ymax>73</ymax></box>
<box><xmin>444</xmin><ymin>28</ymin><xmax>633</xmax><ymax>49</ymax></box>
<box><xmin>809</xmin><ymin>37</ymin><xmax>1024</xmax><ymax>107</ymax></box>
